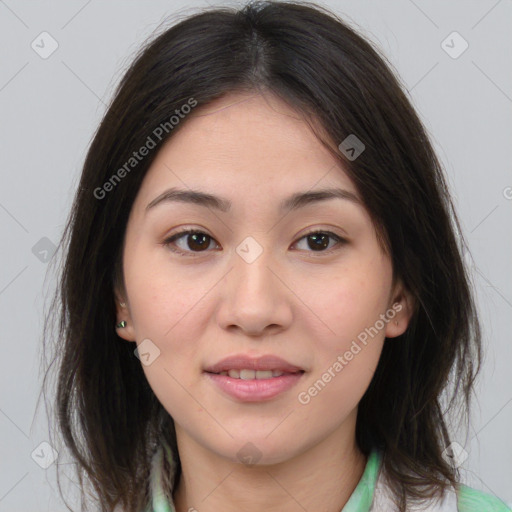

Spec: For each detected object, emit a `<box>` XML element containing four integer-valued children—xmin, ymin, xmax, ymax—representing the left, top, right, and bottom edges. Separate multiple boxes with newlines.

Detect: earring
<box><xmin>120</xmin><ymin>302</ymin><xmax>126</xmax><ymax>308</ymax></box>
<box><xmin>116</xmin><ymin>320</ymin><xmax>127</xmax><ymax>328</ymax></box>
<box><xmin>395</xmin><ymin>320</ymin><xmax>399</xmax><ymax>326</ymax></box>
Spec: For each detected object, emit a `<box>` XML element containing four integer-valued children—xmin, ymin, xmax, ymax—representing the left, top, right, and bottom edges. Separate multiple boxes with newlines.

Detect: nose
<box><xmin>215</xmin><ymin>245</ymin><xmax>293</xmax><ymax>337</ymax></box>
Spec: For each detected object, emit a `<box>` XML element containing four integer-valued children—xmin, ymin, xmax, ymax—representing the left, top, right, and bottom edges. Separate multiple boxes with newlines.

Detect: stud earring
<box><xmin>120</xmin><ymin>302</ymin><xmax>126</xmax><ymax>308</ymax></box>
<box><xmin>116</xmin><ymin>320</ymin><xmax>127</xmax><ymax>328</ymax></box>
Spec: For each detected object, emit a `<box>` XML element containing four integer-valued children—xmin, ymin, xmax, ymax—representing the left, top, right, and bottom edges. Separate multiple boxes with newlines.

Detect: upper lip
<box><xmin>204</xmin><ymin>354</ymin><xmax>305</xmax><ymax>374</ymax></box>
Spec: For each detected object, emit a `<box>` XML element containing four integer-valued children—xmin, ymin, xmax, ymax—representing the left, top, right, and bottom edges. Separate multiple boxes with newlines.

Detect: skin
<box><xmin>115</xmin><ymin>91</ymin><xmax>413</xmax><ymax>512</ymax></box>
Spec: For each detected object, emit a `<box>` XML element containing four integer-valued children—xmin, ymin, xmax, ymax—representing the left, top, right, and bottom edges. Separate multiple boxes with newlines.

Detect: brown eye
<box><xmin>183</xmin><ymin>232</ymin><xmax>211</xmax><ymax>251</ymax></box>
<box><xmin>294</xmin><ymin>231</ymin><xmax>345</xmax><ymax>254</ymax></box>
<box><xmin>306</xmin><ymin>233</ymin><xmax>331</xmax><ymax>251</ymax></box>
<box><xmin>163</xmin><ymin>230</ymin><xmax>219</xmax><ymax>257</ymax></box>
<box><xmin>163</xmin><ymin>229</ymin><xmax>346</xmax><ymax>258</ymax></box>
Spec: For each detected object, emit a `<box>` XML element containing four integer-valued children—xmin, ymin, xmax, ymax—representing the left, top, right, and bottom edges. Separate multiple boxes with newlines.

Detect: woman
<box><xmin>43</xmin><ymin>1</ymin><xmax>511</xmax><ymax>511</ymax></box>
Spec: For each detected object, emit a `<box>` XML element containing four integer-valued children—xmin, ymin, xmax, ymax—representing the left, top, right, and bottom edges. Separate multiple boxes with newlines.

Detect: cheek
<box><xmin>295</xmin><ymin>255</ymin><xmax>392</xmax><ymax>408</ymax></box>
<box><xmin>124</xmin><ymin>241</ymin><xmax>210</xmax><ymax>339</ymax></box>
<box><xmin>124</xmin><ymin>260</ymin><xmax>220</xmax><ymax>403</ymax></box>
<box><xmin>126</xmin><ymin>270</ymin><xmax>211</xmax><ymax>417</ymax></box>
<box><xmin>296</xmin><ymin>276</ymin><xmax>387</xmax><ymax>420</ymax></box>
<box><xmin>302</xmin><ymin>257</ymin><xmax>393</xmax><ymax>346</ymax></box>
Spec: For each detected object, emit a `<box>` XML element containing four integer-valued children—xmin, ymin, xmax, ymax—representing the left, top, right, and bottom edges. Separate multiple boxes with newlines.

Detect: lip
<box><xmin>204</xmin><ymin>354</ymin><xmax>304</xmax><ymax>374</ymax></box>
<box><xmin>205</xmin><ymin>372</ymin><xmax>304</xmax><ymax>402</ymax></box>
<box><xmin>203</xmin><ymin>354</ymin><xmax>305</xmax><ymax>402</ymax></box>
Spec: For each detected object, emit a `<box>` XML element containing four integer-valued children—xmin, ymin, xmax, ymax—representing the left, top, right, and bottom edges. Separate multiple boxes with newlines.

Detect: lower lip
<box><xmin>204</xmin><ymin>372</ymin><xmax>304</xmax><ymax>402</ymax></box>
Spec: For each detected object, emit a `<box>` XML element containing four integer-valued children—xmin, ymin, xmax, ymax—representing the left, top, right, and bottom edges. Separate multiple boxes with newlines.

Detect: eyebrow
<box><xmin>145</xmin><ymin>186</ymin><xmax>361</xmax><ymax>214</ymax></box>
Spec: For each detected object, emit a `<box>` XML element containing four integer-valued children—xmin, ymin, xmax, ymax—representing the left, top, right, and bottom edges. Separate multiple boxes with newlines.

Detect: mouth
<box><xmin>203</xmin><ymin>354</ymin><xmax>306</xmax><ymax>401</ymax></box>
<box><xmin>206</xmin><ymin>369</ymin><xmax>305</xmax><ymax>379</ymax></box>
<box><xmin>204</xmin><ymin>353</ymin><xmax>305</xmax><ymax>375</ymax></box>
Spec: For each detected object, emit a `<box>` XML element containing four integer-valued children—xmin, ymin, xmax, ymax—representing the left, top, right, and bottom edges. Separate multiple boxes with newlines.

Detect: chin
<box><xmin>210</xmin><ymin>436</ymin><xmax>301</xmax><ymax>467</ymax></box>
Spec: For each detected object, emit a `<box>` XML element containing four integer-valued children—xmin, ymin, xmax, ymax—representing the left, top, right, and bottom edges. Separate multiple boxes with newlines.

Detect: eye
<box><xmin>162</xmin><ymin>229</ymin><xmax>219</xmax><ymax>257</ymax></box>
<box><xmin>162</xmin><ymin>229</ymin><xmax>346</xmax><ymax>257</ymax></box>
<box><xmin>293</xmin><ymin>230</ymin><xmax>346</xmax><ymax>255</ymax></box>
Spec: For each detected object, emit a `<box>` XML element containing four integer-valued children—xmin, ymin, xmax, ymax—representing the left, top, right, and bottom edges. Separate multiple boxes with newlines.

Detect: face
<box><xmin>115</xmin><ymin>91</ymin><xmax>412</xmax><ymax>465</ymax></box>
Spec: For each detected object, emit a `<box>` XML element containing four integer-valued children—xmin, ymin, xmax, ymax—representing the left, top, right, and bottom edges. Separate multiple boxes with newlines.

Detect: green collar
<box><xmin>340</xmin><ymin>449</ymin><xmax>382</xmax><ymax>512</ymax></box>
<box><xmin>147</xmin><ymin>446</ymin><xmax>382</xmax><ymax>512</ymax></box>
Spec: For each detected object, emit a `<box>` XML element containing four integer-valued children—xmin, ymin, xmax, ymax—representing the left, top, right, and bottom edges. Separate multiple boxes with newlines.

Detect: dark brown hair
<box><xmin>41</xmin><ymin>1</ymin><xmax>482</xmax><ymax>511</ymax></box>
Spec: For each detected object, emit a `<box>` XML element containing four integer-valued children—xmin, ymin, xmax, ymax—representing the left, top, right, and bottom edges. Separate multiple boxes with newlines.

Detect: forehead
<box><xmin>133</xmin><ymin>92</ymin><xmax>358</xmax><ymax>212</ymax></box>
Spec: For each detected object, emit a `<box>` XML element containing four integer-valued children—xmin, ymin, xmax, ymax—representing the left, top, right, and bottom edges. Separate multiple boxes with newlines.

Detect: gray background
<box><xmin>0</xmin><ymin>0</ymin><xmax>511</xmax><ymax>509</ymax></box>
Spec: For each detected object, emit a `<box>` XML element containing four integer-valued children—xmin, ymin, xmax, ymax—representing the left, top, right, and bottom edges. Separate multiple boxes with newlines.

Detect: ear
<box><xmin>384</xmin><ymin>280</ymin><xmax>415</xmax><ymax>339</ymax></box>
<box><xmin>114</xmin><ymin>289</ymin><xmax>137</xmax><ymax>342</ymax></box>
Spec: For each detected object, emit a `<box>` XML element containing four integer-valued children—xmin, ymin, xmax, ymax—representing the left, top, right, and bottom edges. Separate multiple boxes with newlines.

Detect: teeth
<box><xmin>255</xmin><ymin>370</ymin><xmax>273</xmax><ymax>379</ymax></box>
<box><xmin>217</xmin><ymin>369</ymin><xmax>288</xmax><ymax>379</ymax></box>
<box><xmin>240</xmin><ymin>369</ymin><xmax>256</xmax><ymax>380</ymax></box>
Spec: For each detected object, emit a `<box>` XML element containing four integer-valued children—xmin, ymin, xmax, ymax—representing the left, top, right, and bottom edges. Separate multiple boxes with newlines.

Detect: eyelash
<box><xmin>161</xmin><ymin>228</ymin><xmax>347</xmax><ymax>258</ymax></box>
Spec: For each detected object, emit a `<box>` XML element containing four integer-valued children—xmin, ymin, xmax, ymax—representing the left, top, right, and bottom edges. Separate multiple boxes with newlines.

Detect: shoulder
<box><xmin>456</xmin><ymin>483</ymin><xmax>512</xmax><ymax>512</ymax></box>
<box><xmin>371</xmin><ymin>451</ymin><xmax>510</xmax><ymax>512</ymax></box>
<box><xmin>372</xmin><ymin>479</ymin><xmax>511</xmax><ymax>512</ymax></box>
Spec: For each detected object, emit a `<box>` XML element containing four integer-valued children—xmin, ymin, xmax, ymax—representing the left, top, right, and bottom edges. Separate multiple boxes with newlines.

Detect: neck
<box><xmin>172</xmin><ymin>418</ymin><xmax>367</xmax><ymax>512</ymax></box>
